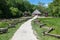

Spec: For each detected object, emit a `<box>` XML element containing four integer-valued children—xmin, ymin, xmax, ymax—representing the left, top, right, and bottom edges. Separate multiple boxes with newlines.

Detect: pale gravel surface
<box><xmin>11</xmin><ymin>15</ymin><xmax>38</xmax><ymax>40</ymax></box>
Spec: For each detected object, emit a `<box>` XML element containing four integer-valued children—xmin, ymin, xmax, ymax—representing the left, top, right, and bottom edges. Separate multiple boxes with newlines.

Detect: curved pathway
<box><xmin>11</xmin><ymin>16</ymin><xmax>38</xmax><ymax>40</ymax></box>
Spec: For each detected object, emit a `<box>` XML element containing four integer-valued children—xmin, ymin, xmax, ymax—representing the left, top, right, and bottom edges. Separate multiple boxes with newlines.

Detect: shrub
<box><xmin>10</xmin><ymin>7</ymin><xmax>23</xmax><ymax>18</ymax></box>
<box><xmin>10</xmin><ymin>7</ymin><xmax>19</xmax><ymax>16</ymax></box>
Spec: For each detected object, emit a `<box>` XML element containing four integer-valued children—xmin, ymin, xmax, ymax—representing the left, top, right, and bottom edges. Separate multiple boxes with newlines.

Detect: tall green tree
<box><xmin>48</xmin><ymin>0</ymin><xmax>60</xmax><ymax>17</ymax></box>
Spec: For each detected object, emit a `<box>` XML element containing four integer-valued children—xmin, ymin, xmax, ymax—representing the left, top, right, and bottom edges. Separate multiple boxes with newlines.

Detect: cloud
<box><xmin>44</xmin><ymin>4</ymin><xmax>48</xmax><ymax>7</ymax></box>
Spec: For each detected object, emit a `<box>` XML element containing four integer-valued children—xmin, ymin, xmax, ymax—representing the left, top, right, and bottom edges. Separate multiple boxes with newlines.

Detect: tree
<box><xmin>48</xmin><ymin>0</ymin><xmax>60</xmax><ymax>17</ymax></box>
<box><xmin>0</xmin><ymin>0</ymin><xmax>12</xmax><ymax>18</ymax></box>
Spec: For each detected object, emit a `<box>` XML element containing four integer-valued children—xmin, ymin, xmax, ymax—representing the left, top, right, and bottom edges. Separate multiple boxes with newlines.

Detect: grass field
<box><xmin>0</xmin><ymin>22</ymin><xmax>24</xmax><ymax>40</ymax></box>
<box><xmin>0</xmin><ymin>18</ymin><xmax>31</xmax><ymax>40</ymax></box>
<box><xmin>32</xmin><ymin>18</ymin><xmax>60</xmax><ymax>40</ymax></box>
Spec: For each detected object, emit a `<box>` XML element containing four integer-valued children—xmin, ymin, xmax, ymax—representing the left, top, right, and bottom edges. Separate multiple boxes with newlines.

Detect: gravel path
<box><xmin>11</xmin><ymin>16</ymin><xmax>38</xmax><ymax>40</ymax></box>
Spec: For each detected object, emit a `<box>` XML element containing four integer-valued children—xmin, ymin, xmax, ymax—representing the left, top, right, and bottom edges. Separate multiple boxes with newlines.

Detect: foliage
<box><xmin>0</xmin><ymin>0</ymin><xmax>33</xmax><ymax>18</ymax></box>
<box><xmin>0</xmin><ymin>0</ymin><xmax>11</xmax><ymax>18</ymax></box>
<box><xmin>10</xmin><ymin>7</ymin><xmax>19</xmax><ymax>16</ymax></box>
<box><xmin>48</xmin><ymin>0</ymin><xmax>60</xmax><ymax>17</ymax></box>
<box><xmin>0</xmin><ymin>0</ymin><xmax>47</xmax><ymax>18</ymax></box>
<box><xmin>10</xmin><ymin>7</ymin><xmax>22</xmax><ymax>17</ymax></box>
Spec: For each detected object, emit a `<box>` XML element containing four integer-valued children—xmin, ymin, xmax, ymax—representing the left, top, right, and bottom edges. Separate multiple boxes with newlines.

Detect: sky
<box><xmin>28</xmin><ymin>0</ymin><xmax>53</xmax><ymax>7</ymax></box>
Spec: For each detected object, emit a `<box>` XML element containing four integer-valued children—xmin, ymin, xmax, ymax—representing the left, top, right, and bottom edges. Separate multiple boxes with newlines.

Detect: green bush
<box><xmin>10</xmin><ymin>7</ymin><xmax>19</xmax><ymax>16</ymax></box>
<box><xmin>0</xmin><ymin>22</ymin><xmax>9</xmax><ymax>28</ymax></box>
<box><xmin>10</xmin><ymin>7</ymin><xmax>23</xmax><ymax>18</ymax></box>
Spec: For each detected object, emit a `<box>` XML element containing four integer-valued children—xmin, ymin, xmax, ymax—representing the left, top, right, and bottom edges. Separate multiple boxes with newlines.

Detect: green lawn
<box><xmin>32</xmin><ymin>18</ymin><xmax>60</xmax><ymax>40</ymax></box>
<box><xmin>0</xmin><ymin>22</ymin><xmax>24</xmax><ymax>40</ymax></box>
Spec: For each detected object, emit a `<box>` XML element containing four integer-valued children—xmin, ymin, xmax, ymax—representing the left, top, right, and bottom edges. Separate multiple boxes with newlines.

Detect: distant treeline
<box><xmin>1</xmin><ymin>0</ymin><xmax>59</xmax><ymax>18</ymax></box>
<box><xmin>0</xmin><ymin>0</ymin><xmax>47</xmax><ymax>18</ymax></box>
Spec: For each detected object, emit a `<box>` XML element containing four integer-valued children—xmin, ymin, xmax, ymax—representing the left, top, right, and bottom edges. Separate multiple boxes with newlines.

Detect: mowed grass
<box><xmin>32</xmin><ymin>18</ymin><xmax>60</xmax><ymax>40</ymax></box>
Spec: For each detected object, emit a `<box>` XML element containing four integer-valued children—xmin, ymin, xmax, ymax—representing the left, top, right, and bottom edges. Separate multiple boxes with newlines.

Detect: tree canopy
<box><xmin>0</xmin><ymin>0</ymin><xmax>53</xmax><ymax>18</ymax></box>
<box><xmin>48</xmin><ymin>0</ymin><xmax>60</xmax><ymax>17</ymax></box>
